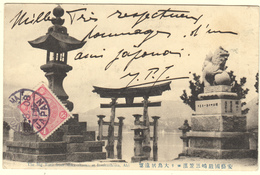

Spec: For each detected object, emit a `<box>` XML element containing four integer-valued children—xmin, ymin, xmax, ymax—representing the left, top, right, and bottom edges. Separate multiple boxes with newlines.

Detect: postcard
<box><xmin>2</xmin><ymin>3</ymin><xmax>259</xmax><ymax>173</ymax></box>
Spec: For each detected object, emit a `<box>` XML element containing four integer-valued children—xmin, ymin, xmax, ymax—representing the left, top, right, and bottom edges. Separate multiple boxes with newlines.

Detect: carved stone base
<box><xmin>187</xmin><ymin>148</ymin><xmax>255</xmax><ymax>159</ymax></box>
<box><xmin>185</xmin><ymin>85</ymin><xmax>254</xmax><ymax>159</ymax></box>
<box><xmin>195</xmin><ymin>99</ymin><xmax>241</xmax><ymax>115</ymax></box>
<box><xmin>186</xmin><ymin>131</ymin><xmax>254</xmax><ymax>159</ymax></box>
<box><xmin>198</xmin><ymin>92</ymin><xmax>238</xmax><ymax>100</ymax></box>
<box><xmin>204</xmin><ymin>85</ymin><xmax>231</xmax><ymax>93</ymax></box>
<box><xmin>188</xmin><ymin>132</ymin><xmax>250</xmax><ymax>149</ymax></box>
<box><xmin>191</xmin><ymin>115</ymin><xmax>246</xmax><ymax>132</ymax></box>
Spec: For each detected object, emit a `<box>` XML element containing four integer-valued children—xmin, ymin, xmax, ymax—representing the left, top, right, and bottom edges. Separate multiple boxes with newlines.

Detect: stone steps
<box><xmin>60</xmin><ymin>123</ymin><xmax>87</xmax><ymax>135</ymax></box>
<box><xmin>6</xmin><ymin>146</ymin><xmax>66</xmax><ymax>155</ymax></box>
<box><xmin>4</xmin><ymin>152</ymin><xmax>66</xmax><ymax>162</ymax></box>
<box><xmin>5</xmin><ymin>141</ymin><xmax>67</xmax><ymax>149</ymax></box>
<box><xmin>64</xmin><ymin>114</ymin><xmax>79</xmax><ymax>125</ymax></box>
<box><xmin>67</xmin><ymin>141</ymin><xmax>105</xmax><ymax>153</ymax></box>
<box><xmin>4</xmin><ymin>140</ymin><xmax>106</xmax><ymax>162</ymax></box>
<box><xmin>63</xmin><ymin>131</ymin><xmax>96</xmax><ymax>143</ymax></box>
<box><xmin>3</xmin><ymin>113</ymin><xmax>107</xmax><ymax>162</ymax></box>
<box><xmin>63</xmin><ymin>135</ymin><xmax>84</xmax><ymax>143</ymax></box>
<box><xmin>83</xmin><ymin>131</ymin><xmax>95</xmax><ymax>141</ymax></box>
<box><xmin>5</xmin><ymin>141</ymin><xmax>67</xmax><ymax>155</ymax></box>
<box><xmin>13</xmin><ymin>131</ymin><xmax>64</xmax><ymax>142</ymax></box>
<box><xmin>67</xmin><ymin>152</ymin><xmax>106</xmax><ymax>162</ymax></box>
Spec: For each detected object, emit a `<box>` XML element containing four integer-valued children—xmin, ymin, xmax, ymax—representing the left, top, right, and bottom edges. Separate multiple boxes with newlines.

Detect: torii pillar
<box><xmin>142</xmin><ymin>95</ymin><xmax>151</xmax><ymax>158</ymax></box>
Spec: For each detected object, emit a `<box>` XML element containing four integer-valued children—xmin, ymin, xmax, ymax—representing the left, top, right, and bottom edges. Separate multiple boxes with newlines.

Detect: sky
<box><xmin>3</xmin><ymin>4</ymin><xmax>259</xmax><ymax>114</ymax></box>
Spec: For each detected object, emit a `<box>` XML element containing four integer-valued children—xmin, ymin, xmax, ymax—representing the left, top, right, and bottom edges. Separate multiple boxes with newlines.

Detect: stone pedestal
<box><xmin>41</xmin><ymin>62</ymin><xmax>74</xmax><ymax>111</ymax></box>
<box><xmin>186</xmin><ymin>85</ymin><xmax>255</xmax><ymax>159</ymax></box>
<box><xmin>131</xmin><ymin>126</ymin><xmax>149</xmax><ymax>162</ymax></box>
<box><xmin>4</xmin><ymin>114</ymin><xmax>106</xmax><ymax>162</ymax></box>
<box><xmin>4</xmin><ymin>130</ymin><xmax>67</xmax><ymax>162</ymax></box>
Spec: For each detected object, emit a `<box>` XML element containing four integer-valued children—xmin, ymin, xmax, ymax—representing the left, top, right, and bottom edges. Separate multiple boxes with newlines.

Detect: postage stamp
<box><xmin>6</xmin><ymin>83</ymin><xmax>72</xmax><ymax>140</ymax></box>
<box><xmin>2</xmin><ymin>2</ymin><xmax>259</xmax><ymax>173</ymax></box>
<box><xmin>20</xmin><ymin>83</ymin><xmax>72</xmax><ymax>140</ymax></box>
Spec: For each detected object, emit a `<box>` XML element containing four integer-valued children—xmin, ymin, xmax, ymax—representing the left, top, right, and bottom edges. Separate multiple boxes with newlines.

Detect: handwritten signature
<box><xmin>120</xmin><ymin>65</ymin><xmax>189</xmax><ymax>88</ymax></box>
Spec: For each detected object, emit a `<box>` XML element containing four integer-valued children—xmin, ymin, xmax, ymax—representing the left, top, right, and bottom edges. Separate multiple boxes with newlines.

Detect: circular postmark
<box><xmin>5</xmin><ymin>88</ymin><xmax>50</xmax><ymax>135</ymax></box>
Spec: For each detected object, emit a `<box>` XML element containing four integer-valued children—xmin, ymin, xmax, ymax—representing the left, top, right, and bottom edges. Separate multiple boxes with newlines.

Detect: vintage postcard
<box><xmin>1</xmin><ymin>2</ymin><xmax>259</xmax><ymax>173</ymax></box>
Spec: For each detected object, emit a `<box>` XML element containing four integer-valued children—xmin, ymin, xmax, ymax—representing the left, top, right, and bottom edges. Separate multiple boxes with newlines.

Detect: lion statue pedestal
<box><xmin>185</xmin><ymin>47</ymin><xmax>255</xmax><ymax>159</ymax></box>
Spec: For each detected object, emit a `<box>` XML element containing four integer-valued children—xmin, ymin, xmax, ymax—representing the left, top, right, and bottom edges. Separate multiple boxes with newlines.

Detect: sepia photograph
<box><xmin>1</xmin><ymin>2</ymin><xmax>259</xmax><ymax>174</ymax></box>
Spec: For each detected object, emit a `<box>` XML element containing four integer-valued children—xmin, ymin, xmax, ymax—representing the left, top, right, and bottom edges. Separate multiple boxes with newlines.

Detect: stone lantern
<box><xmin>4</xmin><ymin>5</ymin><xmax>107</xmax><ymax>163</ymax></box>
<box><xmin>131</xmin><ymin>125</ymin><xmax>148</xmax><ymax>162</ymax></box>
<box><xmin>28</xmin><ymin>5</ymin><xmax>86</xmax><ymax>111</ymax></box>
<box><xmin>178</xmin><ymin>120</ymin><xmax>191</xmax><ymax>156</ymax></box>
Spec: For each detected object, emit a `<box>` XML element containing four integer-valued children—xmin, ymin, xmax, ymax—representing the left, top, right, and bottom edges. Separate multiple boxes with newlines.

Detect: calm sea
<box><xmin>119</xmin><ymin>131</ymin><xmax>183</xmax><ymax>162</ymax></box>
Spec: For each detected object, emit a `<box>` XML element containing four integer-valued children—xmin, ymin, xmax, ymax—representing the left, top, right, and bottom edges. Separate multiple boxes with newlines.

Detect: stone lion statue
<box><xmin>202</xmin><ymin>47</ymin><xmax>231</xmax><ymax>86</ymax></box>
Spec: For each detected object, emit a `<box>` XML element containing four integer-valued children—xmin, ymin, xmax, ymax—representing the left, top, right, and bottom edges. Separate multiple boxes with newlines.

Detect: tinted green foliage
<box><xmin>180</xmin><ymin>71</ymin><xmax>249</xmax><ymax>114</ymax></box>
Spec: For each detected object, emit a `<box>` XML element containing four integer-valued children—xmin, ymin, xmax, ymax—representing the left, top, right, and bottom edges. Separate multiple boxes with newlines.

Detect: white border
<box><xmin>0</xmin><ymin>1</ymin><xmax>259</xmax><ymax>175</ymax></box>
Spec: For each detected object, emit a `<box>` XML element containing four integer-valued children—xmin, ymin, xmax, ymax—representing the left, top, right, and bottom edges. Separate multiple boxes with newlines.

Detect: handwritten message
<box><xmin>9</xmin><ymin>6</ymin><xmax>239</xmax><ymax>88</ymax></box>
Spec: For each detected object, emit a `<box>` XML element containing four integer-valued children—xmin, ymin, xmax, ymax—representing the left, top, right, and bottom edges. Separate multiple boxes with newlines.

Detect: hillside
<box><xmin>78</xmin><ymin>100</ymin><xmax>194</xmax><ymax>132</ymax></box>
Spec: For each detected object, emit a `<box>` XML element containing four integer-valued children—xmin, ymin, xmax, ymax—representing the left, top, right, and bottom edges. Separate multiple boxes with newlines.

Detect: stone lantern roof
<box><xmin>131</xmin><ymin>125</ymin><xmax>148</xmax><ymax>131</ymax></box>
<box><xmin>28</xmin><ymin>5</ymin><xmax>86</xmax><ymax>52</ymax></box>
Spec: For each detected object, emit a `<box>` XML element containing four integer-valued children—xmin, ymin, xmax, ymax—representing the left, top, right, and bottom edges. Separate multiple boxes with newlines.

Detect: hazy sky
<box><xmin>4</xmin><ymin>4</ymin><xmax>259</xmax><ymax>113</ymax></box>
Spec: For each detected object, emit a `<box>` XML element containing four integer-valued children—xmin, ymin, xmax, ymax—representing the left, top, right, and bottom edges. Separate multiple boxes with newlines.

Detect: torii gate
<box><xmin>93</xmin><ymin>81</ymin><xmax>171</xmax><ymax>159</ymax></box>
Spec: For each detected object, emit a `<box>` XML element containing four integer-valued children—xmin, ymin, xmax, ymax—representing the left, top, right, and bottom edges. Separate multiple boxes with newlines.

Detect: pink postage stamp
<box><xmin>18</xmin><ymin>83</ymin><xmax>72</xmax><ymax>140</ymax></box>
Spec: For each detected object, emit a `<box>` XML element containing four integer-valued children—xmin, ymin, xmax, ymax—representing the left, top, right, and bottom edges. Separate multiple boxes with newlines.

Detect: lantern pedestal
<box><xmin>3</xmin><ymin>5</ymin><xmax>106</xmax><ymax>163</ymax></box>
<box><xmin>41</xmin><ymin>62</ymin><xmax>73</xmax><ymax>111</ymax></box>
